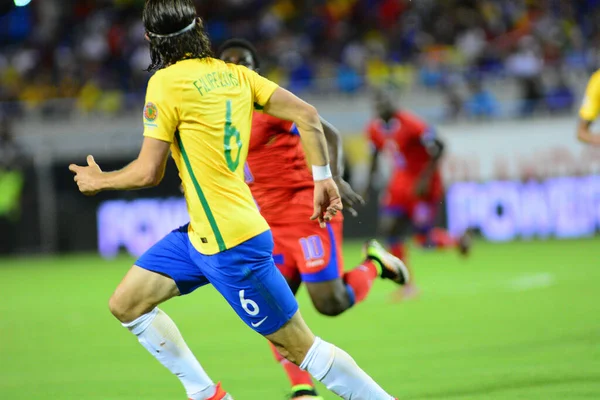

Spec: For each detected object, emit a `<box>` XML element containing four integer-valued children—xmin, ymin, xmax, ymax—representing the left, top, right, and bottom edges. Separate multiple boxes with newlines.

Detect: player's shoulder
<box><xmin>148</xmin><ymin>67</ymin><xmax>168</xmax><ymax>86</ymax></box>
<box><xmin>145</xmin><ymin>68</ymin><xmax>171</xmax><ymax>102</ymax></box>
<box><xmin>398</xmin><ymin>110</ymin><xmax>426</xmax><ymax>127</ymax></box>
<box><xmin>397</xmin><ymin>109</ymin><xmax>420</xmax><ymax>121</ymax></box>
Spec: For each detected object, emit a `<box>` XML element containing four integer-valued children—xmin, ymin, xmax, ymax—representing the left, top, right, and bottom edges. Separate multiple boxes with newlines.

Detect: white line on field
<box><xmin>509</xmin><ymin>273</ymin><xmax>555</xmax><ymax>291</ymax></box>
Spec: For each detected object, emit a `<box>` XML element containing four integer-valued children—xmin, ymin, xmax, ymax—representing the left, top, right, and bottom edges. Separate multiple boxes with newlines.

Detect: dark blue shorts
<box><xmin>136</xmin><ymin>225</ymin><xmax>299</xmax><ymax>335</ymax></box>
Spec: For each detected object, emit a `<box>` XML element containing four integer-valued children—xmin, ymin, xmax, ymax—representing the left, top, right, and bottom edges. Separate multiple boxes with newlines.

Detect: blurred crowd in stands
<box><xmin>1</xmin><ymin>0</ymin><xmax>599</xmax><ymax>120</ymax></box>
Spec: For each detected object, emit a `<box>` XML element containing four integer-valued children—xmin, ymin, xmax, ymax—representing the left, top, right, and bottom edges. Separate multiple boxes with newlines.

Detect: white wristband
<box><xmin>312</xmin><ymin>164</ymin><xmax>332</xmax><ymax>181</ymax></box>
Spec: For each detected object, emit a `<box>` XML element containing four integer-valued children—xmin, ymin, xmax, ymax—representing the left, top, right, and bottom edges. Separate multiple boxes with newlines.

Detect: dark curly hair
<box><xmin>143</xmin><ymin>0</ymin><xmax>212</xmax><ymax>72</ymax></box>
<box><xmin>217</xmin><ymin>38</ymin><xmax>261</xmax><ymax>70</ymax></box>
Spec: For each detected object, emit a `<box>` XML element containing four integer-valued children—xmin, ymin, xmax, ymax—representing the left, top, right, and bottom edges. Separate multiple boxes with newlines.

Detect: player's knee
<box><xmin>313</xmin><ymin>296</ymin><xmax>349</xmax><ymax>317</ymax></box>
<box><xmin>306</xmin><ymin>283</ymin><xmax>351</xmax><ymax>317</ymax></box>
<box><xmin>108</xmin><ymin>292</ymin><xmax>147</xmax><ymax>323</ymax></box>
<box><xmin>108</xmin><ymin>293</ymin><xmax>128</xmax><ymax>322</ymax></box>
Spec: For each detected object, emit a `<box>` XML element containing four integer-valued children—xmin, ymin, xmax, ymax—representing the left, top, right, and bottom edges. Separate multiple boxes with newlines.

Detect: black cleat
<box><xmin>363</xmin><ymin>239</ymin><xmax>410</xmax><ymax>285</ymax></box>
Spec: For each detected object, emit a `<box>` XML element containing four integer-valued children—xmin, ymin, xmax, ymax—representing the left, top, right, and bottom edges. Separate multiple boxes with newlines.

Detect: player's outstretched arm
<box><xmin>69</xmin><ymin>137</ymin><xmax>170</xmax><ymax>195</ymax></box>
<box><xmin>262</xmin><ymin>87</ymin><xmax>342</xmax><ymax>225</ymax></box>
<box><xmin>577</xmin><ymin>119</ymin><xmax>600</xmax><ymax>145</ymax></box>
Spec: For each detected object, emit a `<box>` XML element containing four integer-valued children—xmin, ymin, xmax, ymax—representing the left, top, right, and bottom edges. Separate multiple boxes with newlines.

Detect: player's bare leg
<box><xmin>265</xmin><ymin>274</ymin><xmax>320</xmax><ymax>399</ymax></box>
<box><xmin>109</xmin><ymin>266</ymin><xmax>228</xmax><ymax>400</ymax></box>
<box><xmin>265</xmin><ymin>311</ymin><xmax>396</xmax><ymax>400</ymax></box>
<box><xmin>305</xmin><ymin>252</ymin><xmax>408</xmax><ymax>316</ymax></box>
<box><xmin>305</xmin><ymin>279</ymin><xmax>356</xmax><ymax>316</ymax></box>
<box><xmin>414</xmin><ymin>226</ymin><xmax>472</xmax><ymax>256</ymax></box>
<box><xmin>410</xmin><ymin>202</ymin><xmax>472</xmax><ymax>257</ymax></box>
<box><xmin>272</xmin><ymin>276</ymin><xmax>385</xmax><ymax>398</ymax></box>
<box><xmin>268</xmin><ymin>248</ymin><xmax>407</xmax><ymax>399</ymax></box>
<box><xmin>411</xmin><ymin>200</ymin><xmax>473</xmax><ymax>258</ymax></box>
<box><xmin>109</xmin><ymin>266</ymin><xmax>179</xmax><ymax>322</ymax></box>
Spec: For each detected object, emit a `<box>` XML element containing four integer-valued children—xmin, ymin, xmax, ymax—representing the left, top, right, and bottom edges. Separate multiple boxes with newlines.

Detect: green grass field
<box><xmin>1</xmin><ymin>239</ymin><xmax>599</xmax><ymax>399</ymax></box>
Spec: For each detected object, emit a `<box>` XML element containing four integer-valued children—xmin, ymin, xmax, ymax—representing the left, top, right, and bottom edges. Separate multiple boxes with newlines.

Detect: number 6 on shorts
<box><xmin>239</xmin><ymin>289</ymin><xmax>260</xmax><ymax>316</ymax></box>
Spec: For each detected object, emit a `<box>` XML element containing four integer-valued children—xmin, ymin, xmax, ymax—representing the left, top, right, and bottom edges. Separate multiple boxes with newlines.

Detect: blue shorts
<box><xmin>136</xmin><ymin>225</ymin><xmax>299</xmax><ymax>335</ymax></box>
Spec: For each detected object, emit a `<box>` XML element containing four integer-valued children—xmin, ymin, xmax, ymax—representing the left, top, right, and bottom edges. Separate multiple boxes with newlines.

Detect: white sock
<box><xmin>300</xmin><ymin>337</ymin><xmax>395</xmax><ymax>400</ymax></box>
<box><xmin>122</xmin><ymin>308</ymin><xmax>216</xmax><ymax>400</ymax></box>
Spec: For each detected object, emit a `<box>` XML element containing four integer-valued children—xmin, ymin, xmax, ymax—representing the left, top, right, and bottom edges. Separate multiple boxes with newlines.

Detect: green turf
<box><xmin>1</xmin><ymin>239</ymin><xmax>599</xmax><ymax>399</ymax></box>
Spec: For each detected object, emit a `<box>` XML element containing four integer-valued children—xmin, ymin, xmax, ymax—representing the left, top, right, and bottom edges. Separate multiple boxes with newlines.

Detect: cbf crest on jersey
<box><xmin>144</xmin><ymin>102</ymin><xmax>158</xmax><ymax>127</ymax></box>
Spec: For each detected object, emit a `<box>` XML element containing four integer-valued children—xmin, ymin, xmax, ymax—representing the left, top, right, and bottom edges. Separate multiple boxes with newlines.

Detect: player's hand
<box><xmin>311</xmin><ymin>178</ymin><xmax>343</xmax><ymax>228</ymax></box>
<box><xmin>69</xmin><ymin>155</ymin><xmax>104</xmax><ymax>196</ymax></box>
<box><xmin>334</xmin><ymin>177</ymin><xmax>365</xmax><ymax>217</ymax></box>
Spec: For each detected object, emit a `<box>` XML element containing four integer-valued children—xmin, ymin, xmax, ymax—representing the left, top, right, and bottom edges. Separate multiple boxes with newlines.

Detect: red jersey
<box><xmin>366</xmin><ymin>111</ymin><xmax>438</xmax><ymax>177</ymax></box>
<box><xmin>245</xmin><ymin>111</ymin><xmax>314</xmax><ymax>224</ymax></box>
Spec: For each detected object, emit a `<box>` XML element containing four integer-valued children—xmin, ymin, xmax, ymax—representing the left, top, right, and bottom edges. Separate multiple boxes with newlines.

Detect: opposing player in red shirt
<box><xmin>367</xmin><ymin>90</ymin><xmax>471</xmax><ymax>299</ymax></box>
<box><xmin>219</xmin><ymin>39</ymin><xmax>408</xmax><ymax>400</ymax></box>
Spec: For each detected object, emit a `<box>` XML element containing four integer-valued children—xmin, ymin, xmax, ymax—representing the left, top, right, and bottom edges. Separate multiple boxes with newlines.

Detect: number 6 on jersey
<box><xmin>224</xmin><ymin>100</ymin><xmax>242</xmax><ymax>172</ymax></box>
<box><xmin>238</xmin><ymin>289</ymin><xmax>260</xmax><ymax>316</ymax></box>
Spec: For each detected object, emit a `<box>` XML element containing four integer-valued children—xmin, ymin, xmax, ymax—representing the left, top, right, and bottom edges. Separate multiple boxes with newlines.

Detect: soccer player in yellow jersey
<box><xmin>578</xmin><ymin>70</ymin><xmax>600</xmax><ymax>145</ymax></box>
<box><xmin>69</xmin><ymin>1</ymin><xmax>398</xmax><ymax>400</ymax></box>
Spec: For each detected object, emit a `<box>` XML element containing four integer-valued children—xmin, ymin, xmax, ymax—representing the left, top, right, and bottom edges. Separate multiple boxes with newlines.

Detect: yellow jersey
<box><xmin>580</xmin><ymin>70</ymin><xmax>600</xmax><ymax>121</ymax></box>
<box><xmin>142</xmin><ymin>58</ymin><xmax>278</xmax><ymax>254</ymax></box>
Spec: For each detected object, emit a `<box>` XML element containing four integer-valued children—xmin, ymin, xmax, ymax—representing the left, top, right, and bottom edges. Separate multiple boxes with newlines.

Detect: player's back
<box><xmin>143</xmin><ymin>58</ymin><xmax>278</xmax><ymax>254</ymax></box>
<box><xmin>246</xmin><ymin>112</ymin><xmax>313</xmax><ymax>192</ymax></box>
<box><xmin>244</xmin><ymin>112</ymin><xmax>314</xmax><ymax>222</ymax></box>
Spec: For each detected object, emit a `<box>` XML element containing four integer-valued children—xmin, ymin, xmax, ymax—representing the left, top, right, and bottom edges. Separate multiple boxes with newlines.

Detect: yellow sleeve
<box><xmin>142</xmin><ymin>72</ymin><xmax>179</xmax><ymax>143</ymax></box>
<box><xmin>238</xmin><ymin>66</ymin><xmax>279</xmax><ymax>108</ymax></box>
<box><xmin>579</xmin><ymin>72</ymin><xmax>600</xmax><ymax>121</ymax></box>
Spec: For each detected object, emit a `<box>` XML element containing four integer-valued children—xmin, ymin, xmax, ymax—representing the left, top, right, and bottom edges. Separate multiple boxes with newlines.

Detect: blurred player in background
<box><xmin>69</xmin><ymin>1</ymin><xmax>399</xmax><ymax>400</ymax></box>
<box><xmin>218</xmin><ymin>39</ymin><xmax>408</xmax><ymax>400</ymax></box>
<box><xmin>577</xmin><ymin>70</ymin><xmax>600</xmax><ymax>145</ymax></box>
<box><xmin>367</xmin><ymin>89</ymin><xmax>471</xmax><ymax>299</ymax></box>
